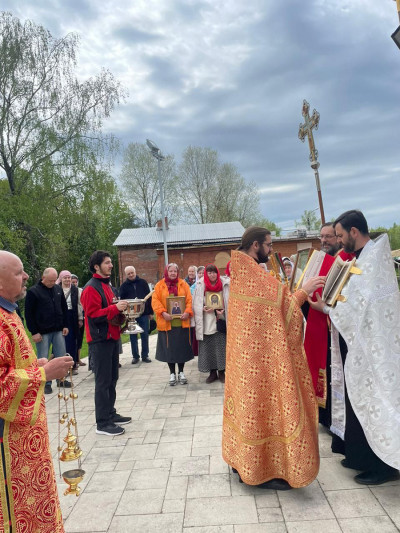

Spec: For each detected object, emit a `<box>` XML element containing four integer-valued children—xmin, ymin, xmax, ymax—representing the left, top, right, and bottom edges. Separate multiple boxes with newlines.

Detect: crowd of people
<box><xmin>1</xmin><ymin>208</ymin><xmax>399</xmax><ymax>530</ymax></box>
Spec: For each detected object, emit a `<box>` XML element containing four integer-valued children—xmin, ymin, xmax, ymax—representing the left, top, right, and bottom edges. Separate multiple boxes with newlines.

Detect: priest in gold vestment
<box><xmin>222</xmin><ymin>227</ymin><xmax>325</xmax><ymax>489</ymax></box>
<box><xmin>0</xmin><ymin>251</ymin><xmax>73</xmax><ymax>533</ymax></box>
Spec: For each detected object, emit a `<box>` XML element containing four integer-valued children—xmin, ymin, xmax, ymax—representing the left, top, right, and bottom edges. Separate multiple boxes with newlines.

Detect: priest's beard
<box><xmin>343</xmin><ymin>234</ymin><xmax>356</xmax><ymax>253</ymax></box>
<box><xmin>256</xmin><ymin>250</ymin><xmax>270</xmax><ymax>264</ymax></box>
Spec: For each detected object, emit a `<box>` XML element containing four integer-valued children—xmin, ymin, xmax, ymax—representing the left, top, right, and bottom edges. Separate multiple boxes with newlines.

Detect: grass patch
<box><xmin>25</xmin><ymin>328</ymin><xmax>133</xmax><ymax>360</ymax></box>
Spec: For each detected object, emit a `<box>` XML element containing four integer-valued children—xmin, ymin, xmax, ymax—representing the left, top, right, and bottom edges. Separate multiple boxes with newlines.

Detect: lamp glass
<box><xmin>391</xmin><ymin>25</ymin><xmax>400</xmax><ymax>49</ymax></box>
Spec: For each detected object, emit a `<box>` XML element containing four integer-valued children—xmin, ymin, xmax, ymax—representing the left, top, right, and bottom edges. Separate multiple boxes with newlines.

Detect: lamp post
<box><xmin>392</xmin><ymin>0</ymin><xmax>400</xmax><ymax>48</ymax></box>
<box><xmin>146</xmin><ymin>139</ymin><xmax>169</xmax><ymax>266</ymax></box>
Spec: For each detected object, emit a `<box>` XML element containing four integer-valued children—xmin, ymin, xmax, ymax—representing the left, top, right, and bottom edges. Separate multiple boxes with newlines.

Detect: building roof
<box><xmin>114</xmin><ymin>221</ymin><xmax>245</xmax><ymax>247</ymax></box>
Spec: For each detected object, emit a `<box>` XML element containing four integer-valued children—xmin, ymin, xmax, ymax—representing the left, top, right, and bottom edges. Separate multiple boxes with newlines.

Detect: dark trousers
<box><xmin>130</xmin><ymin>315</ymin><xmax>150</xmax><ymax>359</ymax></box>
<box><xmin>65</xmin><ymin>309</ymin><xmax>78</xmax><ymax>366</ymax></box>
<box><xmin>89</xmin><ymin>340</ymin><xmax>119</xmax><ymax>428</ymax></box>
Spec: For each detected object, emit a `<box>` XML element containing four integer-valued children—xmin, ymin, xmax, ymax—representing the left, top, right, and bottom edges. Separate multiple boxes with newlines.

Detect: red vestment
<box><xmin>304</xmin><ymin>250</ymin><xmax>355</xmax><ymax>406</ymax></box>
<box><xmin>0</xmin><ymin>308</ymin><xmax>64</xmax><ymax>533</ymax></box>
<box><xmin>222</xmin><ymin>251</ymin><xmax>319</xmax><ymax>487</ymax></box>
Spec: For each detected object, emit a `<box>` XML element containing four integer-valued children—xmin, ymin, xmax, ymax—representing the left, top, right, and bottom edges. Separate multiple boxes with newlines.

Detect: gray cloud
<box><xmin>2</xmin><ymin>0</ymin><xmax>400</xmax><ymax>230</ymax></box>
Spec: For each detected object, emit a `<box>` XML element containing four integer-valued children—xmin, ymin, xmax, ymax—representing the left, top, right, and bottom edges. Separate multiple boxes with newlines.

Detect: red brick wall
<box><xmin>117</xmin><ymin>237</ymin><xmax>321</xmax><ymax>286</ymax></box>
<box><xmin>118</xmin><ymin>247</ymin><xmax>159</xmax><ymax>285</ymax></box>
<box><xmin>157</xmin><ymin>245</ymin><xmax>236</xmax><ymax>280</ymax></box>
<box><xmin>271</xmin><ymin>238</ymin><xmax>321</xmax><ymax>259</ymax></box>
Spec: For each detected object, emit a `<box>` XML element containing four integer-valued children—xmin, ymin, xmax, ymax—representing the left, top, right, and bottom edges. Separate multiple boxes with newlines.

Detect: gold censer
<box><xmin>58</xmin><ymin>367</ymin><xmax>85</xmax><ymax>496</ymax></box>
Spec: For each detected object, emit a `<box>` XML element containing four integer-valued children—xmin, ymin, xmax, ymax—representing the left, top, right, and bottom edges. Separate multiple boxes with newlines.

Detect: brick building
<box><xmin>113</xmin><ymin>220</ymin><xmax>321</xmax><ymax>286</ymax></box>
<box><xmin>114</xmin><ymin>221</ymin><xmax>244</xmax><ymax>286</ymax></box>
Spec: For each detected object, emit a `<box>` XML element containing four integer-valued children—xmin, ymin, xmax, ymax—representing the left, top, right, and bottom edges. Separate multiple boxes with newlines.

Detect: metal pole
<box><xmin>311</xmin><ymin>161</ymin><xmax>326</xmax><ymax>224</ymax></box>
<box><xmin>157</xmin><ymin>157</ymin><xmax>169</xmax><ymax>266</ymax></box>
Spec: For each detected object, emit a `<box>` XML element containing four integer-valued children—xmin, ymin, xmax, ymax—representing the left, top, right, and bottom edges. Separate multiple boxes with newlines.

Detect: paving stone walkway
<box><xmin>46</xmin><ymin>335</ymin><xmax>400</xmax><ymax>532</ymax></box>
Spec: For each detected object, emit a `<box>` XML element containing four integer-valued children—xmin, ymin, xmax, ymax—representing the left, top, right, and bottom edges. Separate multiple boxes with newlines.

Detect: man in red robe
<box><xmin>222</xmin><ymin>227</ymin><xmax>325</xmax><ymax>490</ymax></box>
<box><xmin>0</xmin><ymin>251</ymin><xmax>73</xmax><ymax>533</ymax></box>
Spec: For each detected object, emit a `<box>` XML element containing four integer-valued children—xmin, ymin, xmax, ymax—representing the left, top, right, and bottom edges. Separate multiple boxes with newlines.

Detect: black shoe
<box><xmin>57</xmin><ymin>379</ymin><xmax>72</xmax><ymax>388</ymax></box>
<box><xmin>112</xmin><ymin>414</ymin><xmax>132</xmax><ymax>425</ymax></box>
<box><xmin>44</xmin><ymin>384</ymin><xmax>53</xmax><ymax>394</ymax></box>
<box><xmin>354</xmin><ymin>470</ymin><xmax>400</xmax><ymax>486</ymax></box>
<box><xmin>96</xmin><ymin>424</ymin><xmax>125</xmax><ymax>436</ymax></box>
<box><xmin>142</xmin><ymin>357</ymin><xmax>152</xmax><ymax>363</ymax></box>
<box><xmin>341</xmin><ymin>459</ymin><xmax>355</xmax><ymax>469</ymax></box>
<box><xmin>232</xmin><ymin>467</ymin><xmax>238</xmax><ymax>474</ymax></box>
<box><xmin>131</xmin><ymin>358</ymin><xmax>139</xmax><ymax>364</ymax></box>
<box><xmin>257</xmin><ymin>479</ymin><xmax>292</xmax><ymax>491</ymax></box>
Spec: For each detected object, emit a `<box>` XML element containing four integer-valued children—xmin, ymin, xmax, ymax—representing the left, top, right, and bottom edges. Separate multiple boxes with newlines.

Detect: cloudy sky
<box><xmin>3</xmin><ymin>0</ymin><xmax>400</xmax><ymax>232</ymax></box>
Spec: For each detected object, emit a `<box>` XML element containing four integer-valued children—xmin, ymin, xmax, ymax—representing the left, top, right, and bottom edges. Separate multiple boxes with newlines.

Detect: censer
<box><xmin>57</xmin><ymin>368</ymin><xmax>85</xmax><ymax>496</ymax></box>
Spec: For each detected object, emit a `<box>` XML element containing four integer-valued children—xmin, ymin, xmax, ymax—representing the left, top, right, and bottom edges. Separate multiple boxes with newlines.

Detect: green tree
<box><xmin>0</xmin><ymin>12</ymin><xmax>125</xmax><ymax>276</ymax></box>
<box><xmin>295</xmin><ymin>209</ymin><xmax>321</xmax><ymax>231</ymax></box>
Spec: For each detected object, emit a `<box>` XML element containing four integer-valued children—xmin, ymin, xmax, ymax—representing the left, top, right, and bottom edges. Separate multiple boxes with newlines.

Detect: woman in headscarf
<box><xmin>152</xmin><ymin>263</ymin><xmax>194</xmax><ymax>385</ymax></box>
<box><xmin>57</xmin><ymin>270</ymin><xmax>83</xmax><ymax>373</ymax></box>
<box><xmin>193</xmin><ymin>264</ymin><xmax>230</xmax><ymax>383</ymax></box>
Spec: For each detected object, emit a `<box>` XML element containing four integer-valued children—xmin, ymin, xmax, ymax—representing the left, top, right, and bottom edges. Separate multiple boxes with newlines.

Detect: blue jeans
<box><xmin>36</xmin><ymin>331</ymin><xmax>66</xmax><ymax>386</ymax></box>
<box><xmin>130</xmin><ymin>315</ymin><xmax>150</xmax><ymax>360</ymax></box>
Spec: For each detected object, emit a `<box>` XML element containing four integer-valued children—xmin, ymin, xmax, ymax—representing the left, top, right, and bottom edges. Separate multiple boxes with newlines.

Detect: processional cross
<box><xmin>298</xmin><ymin>100</ymin><xmax>326</xmax><ymax>224</ymax></box>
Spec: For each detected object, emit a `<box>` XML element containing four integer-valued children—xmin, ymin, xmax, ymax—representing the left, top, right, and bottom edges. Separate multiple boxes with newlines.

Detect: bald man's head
<box><xmin>0</xmin><ymin>251</ymin><xmax>29</xmax><ymax>302</ymax></box>
<box><xmin>42</xmin><ymin>268</ymin><xmax>58</xmax><ymax>288</ymax></box>
<box><xmin>125</xmin><ymin>266</ymin><xmax>136</xmax><ymax>281</ymax></box>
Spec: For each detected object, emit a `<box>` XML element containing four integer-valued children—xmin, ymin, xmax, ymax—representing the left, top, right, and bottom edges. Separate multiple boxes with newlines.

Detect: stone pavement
<box><xmin>46</xmin><ymin>335</ymin><xmax>400</xmax><ymax>533</ymax></box>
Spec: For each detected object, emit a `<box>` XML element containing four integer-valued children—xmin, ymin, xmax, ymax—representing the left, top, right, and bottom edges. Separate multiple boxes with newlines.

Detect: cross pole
<box><xmin>298</xmin><ymin>99</ymin><xmax>326</xmax><ymax>224</ymax></box>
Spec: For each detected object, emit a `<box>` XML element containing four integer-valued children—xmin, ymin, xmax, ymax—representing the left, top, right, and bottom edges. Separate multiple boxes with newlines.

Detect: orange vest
<box><xmin>152</xmin><ymin>279</ymin><xmax>193</xmax><ymax>331</ymax></box>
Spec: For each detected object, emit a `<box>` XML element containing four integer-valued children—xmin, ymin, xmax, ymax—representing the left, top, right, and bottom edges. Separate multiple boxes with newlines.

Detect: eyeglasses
<box><xmin>319</xmin><ymin>235</ymin><xmax>336</xmax><ymax>240</ymax></box>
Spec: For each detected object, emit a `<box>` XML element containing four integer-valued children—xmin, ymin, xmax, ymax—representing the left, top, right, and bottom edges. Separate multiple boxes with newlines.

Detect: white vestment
<box><xmin>330</xmin><ymin>234</ymin><xmax>400</xmax><ymax>469</ymax></box>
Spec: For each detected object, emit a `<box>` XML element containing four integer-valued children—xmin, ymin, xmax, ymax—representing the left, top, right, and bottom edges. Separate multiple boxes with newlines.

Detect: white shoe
<box><xmin>169</xmin><ymin>373</ymin><xmax>176</xmax><ymax>386</ymax></box>
<box><xmin>178</xmin><ymin>372</ymin><xmax>187</xmax><ymax>385</ymax></box>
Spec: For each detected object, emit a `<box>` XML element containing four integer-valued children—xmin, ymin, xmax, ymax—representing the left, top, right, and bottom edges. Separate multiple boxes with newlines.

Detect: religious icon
<box><xmin>167</xmin><ymin>296</ymin><xmax>186</xmax><ymax>318</ymax></box>
<box><xmin>205</xmin><ymin>291</ymin><xmax>223</xmax><ymax>310</ymax></box>
<box><xmin>292</xmin><ymin>248</ymin><xmax>313</xmax><ymax>291</ymax></box>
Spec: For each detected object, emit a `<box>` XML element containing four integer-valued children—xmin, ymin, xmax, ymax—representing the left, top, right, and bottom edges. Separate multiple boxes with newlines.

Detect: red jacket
<box><xmin>81</xmin><ymin>274</ymin><xmax>121</xmax><ymax>343</ymax></box>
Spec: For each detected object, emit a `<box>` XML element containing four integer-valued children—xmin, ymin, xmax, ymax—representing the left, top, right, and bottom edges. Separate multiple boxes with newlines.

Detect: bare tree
<box><xmin>178</xmin><ymin>146</ymin><xmax>220</xmax><ymax>223</ymax></box>
<box><xmin>119</xmin><ymin>143</ymin><xmax>179</xmax><ymax>227</ymax></box>
<box><xmin>178</xmin><ymin>146</ymin><xmax>265</xmax><ymax>227</ymax></box>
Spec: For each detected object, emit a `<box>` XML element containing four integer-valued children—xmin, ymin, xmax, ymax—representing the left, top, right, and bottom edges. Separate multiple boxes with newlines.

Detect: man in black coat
<box><xmin>25</xmin><ymin>267</ymin><xmax>69</xmax><ymax>393</ymax></box>
<box><xmin>119</xmin><ymin>266</ymin><xmax>153</xmax><ymax>364</ymax></box>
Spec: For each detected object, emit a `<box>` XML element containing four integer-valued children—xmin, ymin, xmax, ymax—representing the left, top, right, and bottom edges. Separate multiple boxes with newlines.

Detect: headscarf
<box><xmin>164</xmin><ymin>263</ymin><xmax>179</xmax><ymax>295</ymax></box>
<box><xmin>196</xmin><ymin>266</ymin><xmax>205</xmax><ymax>283</ymax></box>
<box><xmin>225</xmin><ymin>261</ymin><xmax>231</xmax><ymax>277</ymax></box>
<box><xmin>203</xmin><ymin>264</ymin><xmax>223</xmax><ymax>293</ymax></box>
<box><xmin>57</xmin><ymin>269</ymin><xmax>72</xmax><ymax>285</ymax></box>
<box><xmin>283</xmin><ymin>260</ymin><xmax>294</xmax><ymax>280</ymax></box>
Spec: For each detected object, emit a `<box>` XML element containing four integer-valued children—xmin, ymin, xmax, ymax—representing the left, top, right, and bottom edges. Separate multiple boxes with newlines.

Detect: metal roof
<box><xmin>114</xmin><ymin>221</ymin><xmax>245</xmax><ymax>247</ymax></box>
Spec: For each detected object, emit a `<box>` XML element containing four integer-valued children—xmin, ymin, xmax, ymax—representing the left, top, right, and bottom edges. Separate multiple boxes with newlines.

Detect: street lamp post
<box><xmin>146</xmin><ymin>139</ymin><xmax>169</xmax><ymax>266</ymax></box>
<box><xmin>391</xmin><ymin>0</ymin><xmax>400</xmax><ymax>48</ymax></box>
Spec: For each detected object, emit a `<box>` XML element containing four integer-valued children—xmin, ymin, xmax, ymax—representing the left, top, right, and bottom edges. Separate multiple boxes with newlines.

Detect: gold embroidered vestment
<box><xmin>222</xmin><ymin>251</ymin><xmax>319</xmax><ymax>487</ymax></box>
<box><xmin>0</xmin><ymin>308</ymin><xmax>64</xmax><ymax>533</ymax></box>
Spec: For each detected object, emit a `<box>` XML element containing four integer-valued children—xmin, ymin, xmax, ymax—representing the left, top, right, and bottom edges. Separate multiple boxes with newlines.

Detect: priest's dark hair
<box><xmin>334</xmin><ymin>210</ymin><xmax>369</xmax><ymax>236</ymax></box>
<box><xmin>89</xmin><ymin>250</ymin><xmax>112</xmax><ymax>274</ymax></box>
<box><xmin>238</xmin><ymin>226</ymin><xmax>271</xmax><ymax>251</ymax></box>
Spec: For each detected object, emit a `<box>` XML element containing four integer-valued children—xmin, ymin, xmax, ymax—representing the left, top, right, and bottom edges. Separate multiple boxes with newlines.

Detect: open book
<box><xmin>295</xmin><ymin>251</ymin><xmax>362</xmax><ymax>306</ymax></box>
<box><xmin>295</xmin><ymin>250</ymin><xmax>325</xmax><ymax>291</ymax></box>
<box><xmin>322</xmin><ymin>256</ymin><xmax>361</xmax><ymax>306</ymax></box>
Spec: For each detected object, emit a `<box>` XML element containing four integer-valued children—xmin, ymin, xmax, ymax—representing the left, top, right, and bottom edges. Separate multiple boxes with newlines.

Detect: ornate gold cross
<box><xmin>298</xmin><ymin>99</ymin><xmax>325</xmax><ymax>224</ymax></box>
<box><xmin>298</xmin><ymin>100</ymin><xmax>320</xmax><ymax>163</ymax></box>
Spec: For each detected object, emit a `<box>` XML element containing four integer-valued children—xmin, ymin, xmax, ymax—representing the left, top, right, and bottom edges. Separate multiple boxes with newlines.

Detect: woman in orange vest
<box><xmin>152</xmin><ymin>263</ymin><xmax>194</xmax><ymax>386</ymax></box>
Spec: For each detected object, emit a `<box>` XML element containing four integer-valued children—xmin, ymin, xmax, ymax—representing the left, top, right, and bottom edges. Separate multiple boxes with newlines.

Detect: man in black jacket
<box><xmin>25</xmin><ymin>267</ymin><xmax>69</xmax><ymax>394</ymax></box>
<box><xmin>119</xmin><ymin>266</ymin><xmax>153</xmax><ymax>364</ymax></box>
